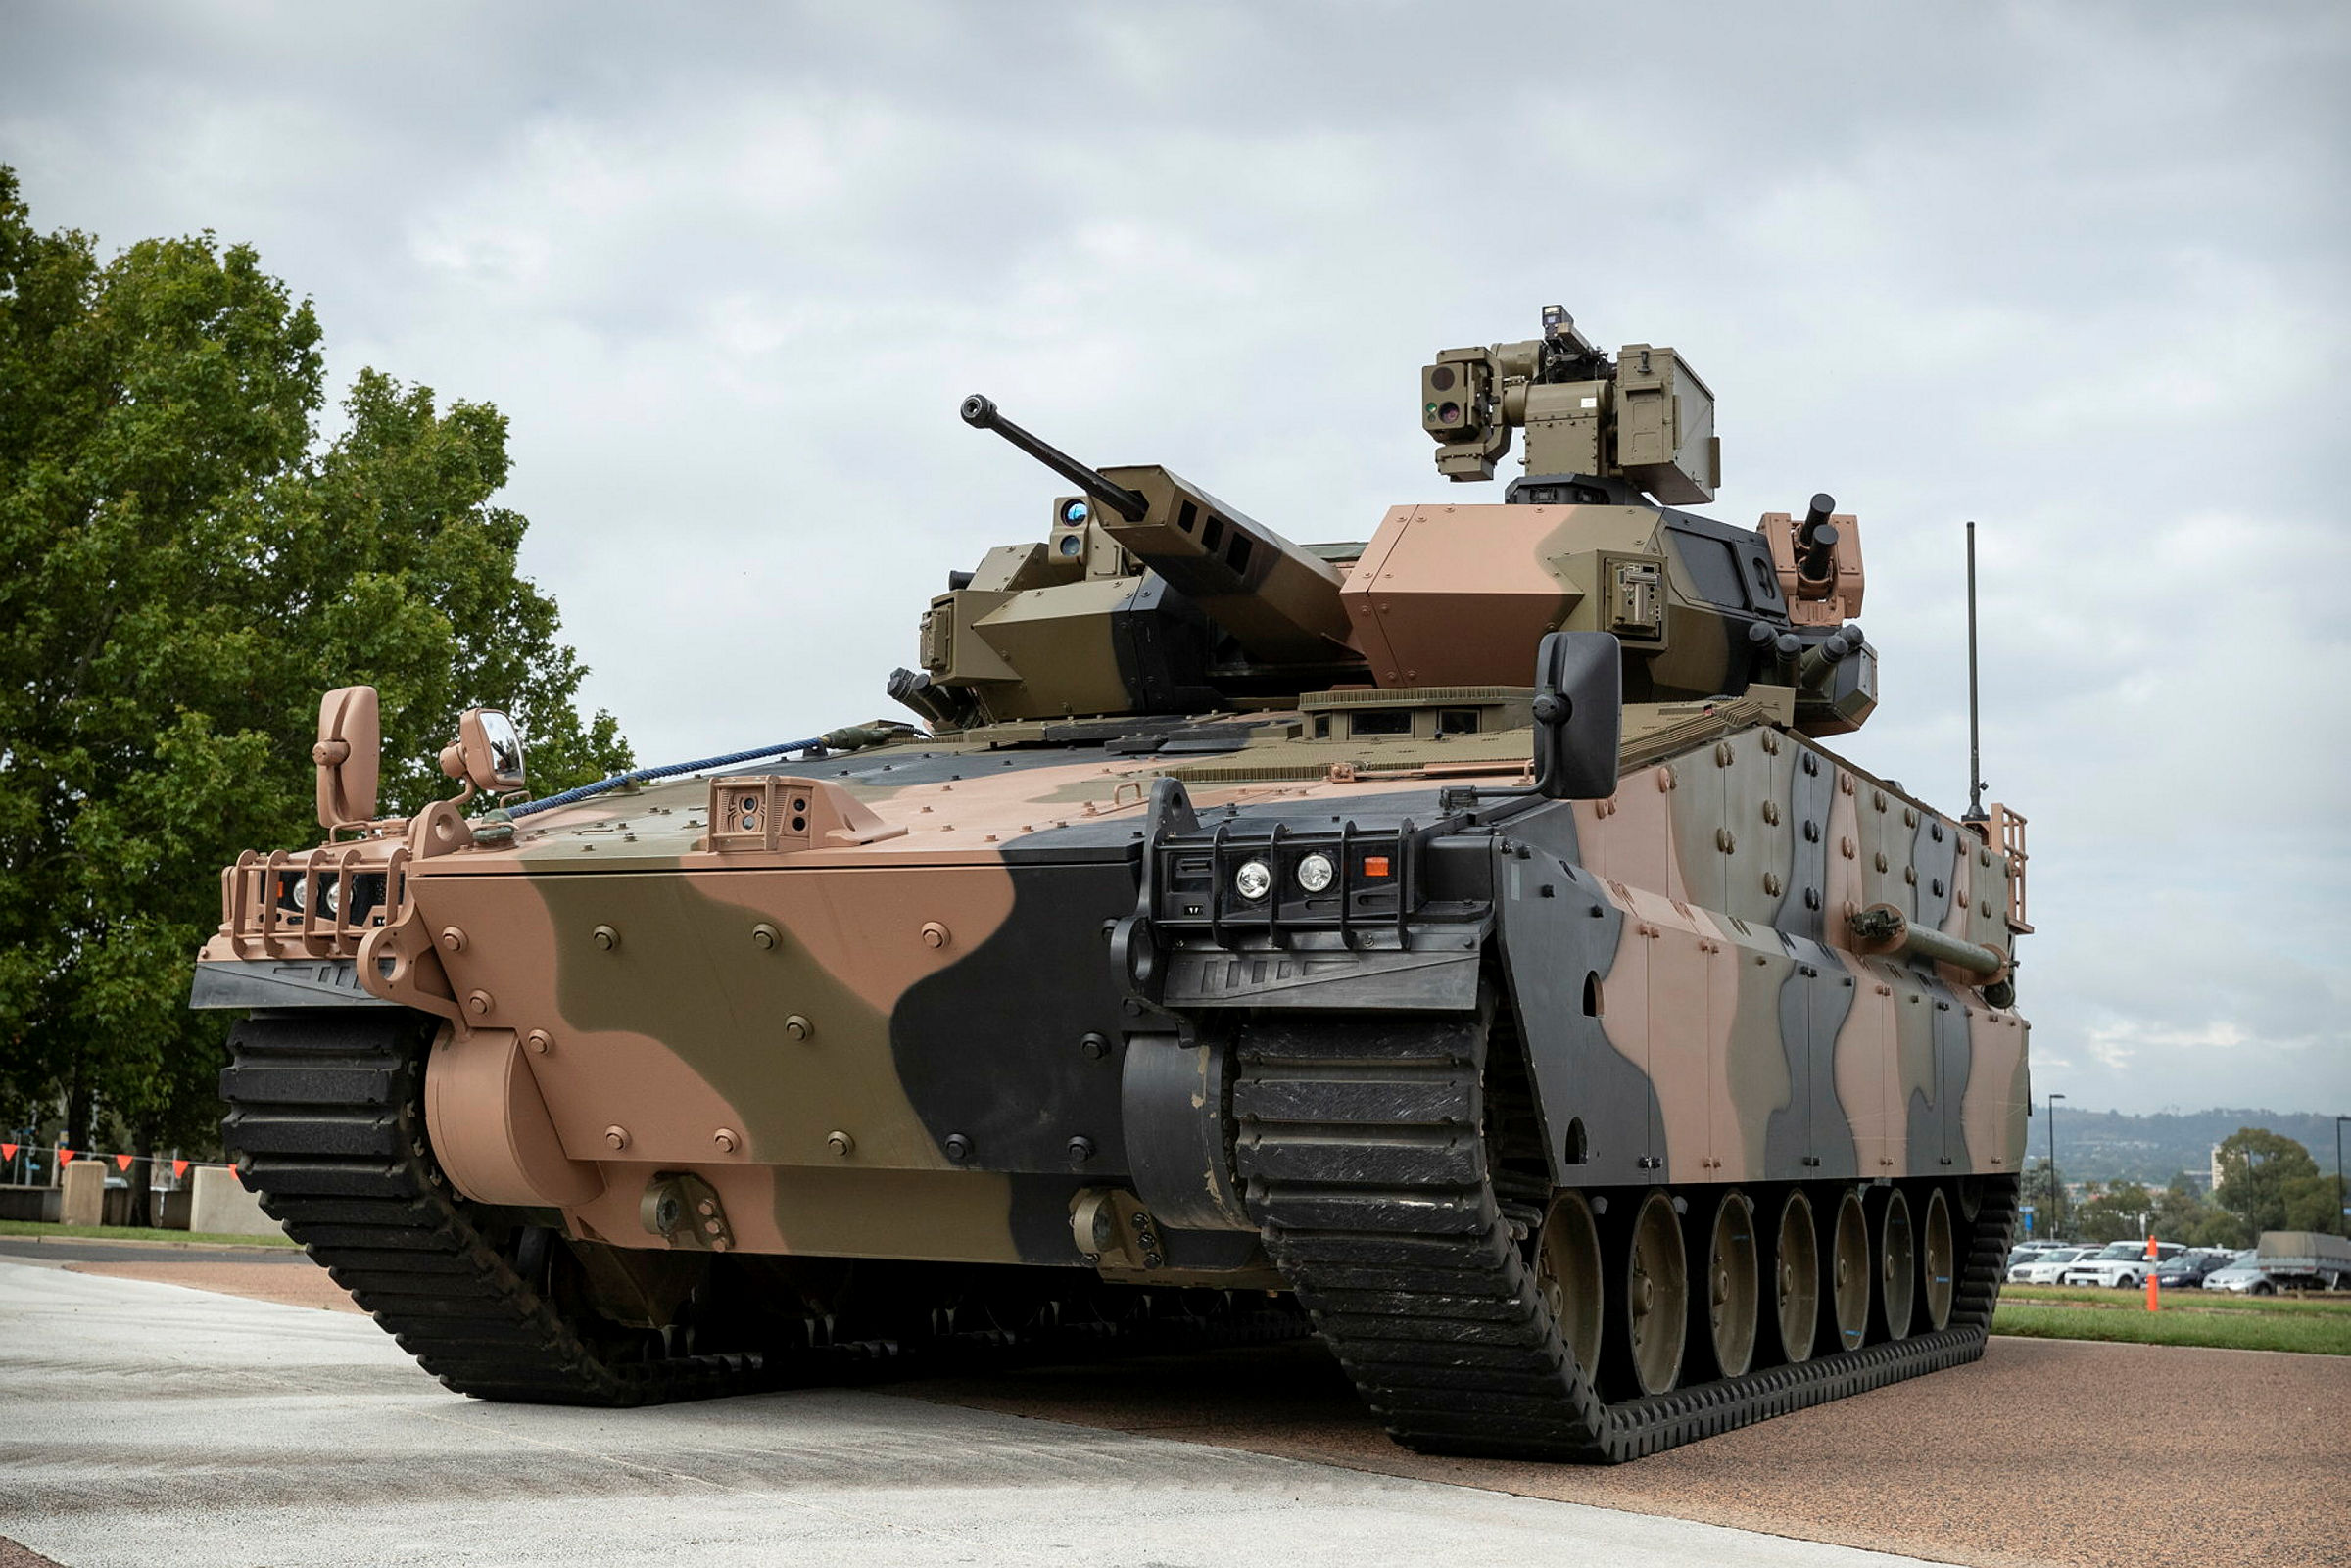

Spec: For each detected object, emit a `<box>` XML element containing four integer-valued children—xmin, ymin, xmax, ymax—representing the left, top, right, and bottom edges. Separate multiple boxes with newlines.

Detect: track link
<box><xmin>222</xmin><ymin>1010</ymin><xmax>1303</xmax><ymax>1406</ymax></box>
<box><xmin>1234</xmin><ymin>1010</ymin><xmax>2016</xmax><ymax>1462</ymax></box>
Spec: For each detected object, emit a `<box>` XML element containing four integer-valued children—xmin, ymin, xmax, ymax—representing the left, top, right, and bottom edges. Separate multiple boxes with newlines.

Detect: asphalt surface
<box><xmin>0</xmin><ymin>1259</ymin><xmax>1948</xmax><ymax>1568</ymax></box>
<box><xmin>5</xmin><ymin>1246</ymin><xmax>2347</xmax><ymax>1567</ymax></box>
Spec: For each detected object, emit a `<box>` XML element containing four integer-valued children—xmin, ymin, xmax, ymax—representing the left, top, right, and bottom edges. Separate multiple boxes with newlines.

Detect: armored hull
<box><xmin>202</xmin><ymin>697</ymin><xmax>2029</xmax><ymax>1458</ymax></box>
<box><xmin>197</xmin><ymin>309</ymin><xmax>2033</xmax><ymax>1459</ymax></box>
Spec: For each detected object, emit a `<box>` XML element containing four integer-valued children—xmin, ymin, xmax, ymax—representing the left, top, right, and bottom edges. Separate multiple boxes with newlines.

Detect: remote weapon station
<box><xmin>196</xmin><ymin>308</ymin><xmax>2033</xmax><ymax>1461</ymax></box>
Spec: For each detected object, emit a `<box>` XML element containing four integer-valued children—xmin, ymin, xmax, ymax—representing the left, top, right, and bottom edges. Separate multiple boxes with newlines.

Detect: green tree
<box><xmin>0</xmin><ymin>168</ymin><xmax>630</xmax><ymax>1213</ymax></box>
<box><xmin>2212</xmin><ymin>1128</ymin><xmax>2322</xmax><ymax>1239</ymax></box>
<box><xmin>2075</xmin><ymin>1179</ymin><xmax>2155</xmax><ymax>1243</ymax></box>
<box><xmin>2153</xmin><ymin>1172</ymin><xmax>2245</xmax><ymax>1249</ymax></box>
<box><xmin>2020</xmin><ymin>1159</ymin><xmax>2066</xmax><ymax>1239</ymax></box>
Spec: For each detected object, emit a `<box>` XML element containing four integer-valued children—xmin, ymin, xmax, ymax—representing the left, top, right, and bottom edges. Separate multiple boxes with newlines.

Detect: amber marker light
<box><xmin>1362</xmin><ymin>855</ymin><xmax>1392</xmax><ymax>879</ymax></box>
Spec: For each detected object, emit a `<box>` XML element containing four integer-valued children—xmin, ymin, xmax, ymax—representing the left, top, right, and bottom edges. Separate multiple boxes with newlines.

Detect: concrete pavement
<box><xmin>0</xmin><ymin>1259</ymin><xmax>1955</xmax><ymax>1568</ymax></box>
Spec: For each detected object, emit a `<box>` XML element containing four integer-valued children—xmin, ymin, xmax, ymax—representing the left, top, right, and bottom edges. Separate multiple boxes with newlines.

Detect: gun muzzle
<box><xmin>961</xmin><ymin>395</ymin><xmax>1149</xmax><ymax>522</ymax></box>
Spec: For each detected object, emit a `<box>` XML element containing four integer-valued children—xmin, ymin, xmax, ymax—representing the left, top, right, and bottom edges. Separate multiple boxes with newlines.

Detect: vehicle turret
<box><xmin>913</xmin><ymin>309</ymin><xmax>1877</xmax><ymax>738</ymax></box>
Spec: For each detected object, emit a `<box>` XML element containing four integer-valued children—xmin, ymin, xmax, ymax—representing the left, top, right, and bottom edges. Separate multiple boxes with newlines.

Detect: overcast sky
<box><xmin>6</xmin><ymin>1</ymin><xmax>2346</xmax><ymax>1121</ymax></box>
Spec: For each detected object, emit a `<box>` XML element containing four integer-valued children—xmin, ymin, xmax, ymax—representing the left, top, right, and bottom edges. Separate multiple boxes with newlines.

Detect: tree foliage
<box><xmin>0</xmin><ymin>167</ymin><xmax>630</xmax><ymax>1175</ymax></box>
<box><xmin>2212</xmin><ymin>1127</ymin><xmax>2335</xmax><ymax>1237</ymax></box>
<box><xmin>2019</xmin><ymin>1158</ymin><xmax>2065</xmax><ymax>1238</ymax></box>
<box><xmin>2072</xmin><ymin>1179</ymin><xmax>2156</xmax><ymax>1244</ymax></box>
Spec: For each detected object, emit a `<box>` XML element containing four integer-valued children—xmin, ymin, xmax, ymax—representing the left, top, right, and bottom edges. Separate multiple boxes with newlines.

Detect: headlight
<box><xmin>283</xmin><ymin>873</ymin><xmax>337</xmax><ymax>917</ymax></box>
<box><xmin>1296</xmin><ymin>852</ymin><xmax>1335</xmax><ymax>893</ymax></box>
<box><xmin>1234</xmin><ymin>860</ymin><xmax>1271</xmax><ymax>901</ymax></box>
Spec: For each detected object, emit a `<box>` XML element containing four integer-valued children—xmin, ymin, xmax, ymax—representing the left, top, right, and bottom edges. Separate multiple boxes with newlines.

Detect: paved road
<box><xmin>0</xmin><ymin>1236</ymin><xmax>311</xmax><ymax>1267</ymax></box>
<box><xmin>0</xmin><ymin>1260</ymin><xmax>1950</xmax><ymax>1568</ymax></box>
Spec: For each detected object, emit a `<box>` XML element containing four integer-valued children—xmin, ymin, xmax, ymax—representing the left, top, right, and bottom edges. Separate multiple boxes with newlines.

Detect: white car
<box><xmin>2058</xmin><ymin>1241</ymin><xmax>2184</xmax><ymax>1288</ymax></box>
<box><xmin>2008</xmin><ymin>1246</ymin><xmax>2098</xmax><ymax>1284</ymax></box>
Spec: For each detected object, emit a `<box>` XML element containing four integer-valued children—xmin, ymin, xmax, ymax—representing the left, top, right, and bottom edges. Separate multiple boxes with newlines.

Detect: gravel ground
<box><xmin>23</xmin><ymin>1241</ymin><xmax>2349</xmax><ymax>1568</ymax></box>
<box><xmin>897</xmin><ymin>1337</ymin><xmax>2351</xmax><ymax>1568</ymax></box>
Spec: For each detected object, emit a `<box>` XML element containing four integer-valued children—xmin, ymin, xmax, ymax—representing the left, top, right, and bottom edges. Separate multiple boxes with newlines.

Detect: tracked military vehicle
<box><xmin>196</xmin><ymin>307</ymin><xmax>2034</xmax><ymax>1460</ymax></box>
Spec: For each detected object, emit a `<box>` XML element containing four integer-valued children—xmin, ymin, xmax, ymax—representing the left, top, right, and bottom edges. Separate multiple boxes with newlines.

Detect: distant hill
<box><xmin>2032</xmin><ymin>1107</ymin><xmax>2346</xmax><ymax>1188</ymax></box>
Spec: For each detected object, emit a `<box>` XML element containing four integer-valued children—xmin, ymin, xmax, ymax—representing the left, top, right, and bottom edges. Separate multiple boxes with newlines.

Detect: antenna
<box><xmin>1965</xmin><ymin>520</ymin><xmax>1986</xmax><ymax>824</ymax></box>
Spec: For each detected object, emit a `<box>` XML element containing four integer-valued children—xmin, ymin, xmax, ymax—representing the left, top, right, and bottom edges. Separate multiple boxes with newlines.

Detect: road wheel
<box><xmin>1821</xmin><ymin>1186</ymin><xmax>1871</xmax><ymax>1354</ymax></box>
<box><xmin>1873</xmin><ymin>1187</ymin><xmax>1916</xmax><ymax>1343</ymax></box>
<box><xmin>1771</xmin><ymin>1188</ymin><xmax>1820</xmax><ymax>1365</ymax></box>
<box><xmin>1619</xmin><ymin>1189</ymin><xmax>1688</xmax><ymax>1396</ymax></box>
<box><xmin>1920</xmin><ymin>1186</ymin><xmax>1955</xmax><ymax>1332</ymax></box>
<box><xmin>2252</xmin><ymin>1280</ymin><xmax>2276</xmax><ymax>1297</ymax></box>
<box><xmin>1534</xmin><ymin>1191</ymin><xmax>1605</xmax><ymax>1381</ymax></box>
<box><xmin>1698</xmin><ymin>1190</ymin><xmax>1760</xmax><ymax>1379</ymax></box>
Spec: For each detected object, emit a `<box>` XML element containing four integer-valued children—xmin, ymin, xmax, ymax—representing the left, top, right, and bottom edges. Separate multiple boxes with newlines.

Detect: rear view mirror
<box><xmin>313</xmin><ymin>686</ymin><xmax>382</xmax><ymax>829</ymax></box>
<box><xmin>450</xmin><ymin>707</ymin><xmax>528</xmax><ymax>795</ymax></box>
<box><xmin>1532</xmin><ymin>632</ymin><xmax>1622</xmax><ymax>800</ymax></box>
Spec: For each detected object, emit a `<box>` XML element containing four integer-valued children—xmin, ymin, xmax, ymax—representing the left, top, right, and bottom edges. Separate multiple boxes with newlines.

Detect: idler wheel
<box><xmin>1701</xmin><ymin>1190</ymin><xmax>1761</xmax><ymax>1379</ymax></box>
<box><xmin>1535</xmin><ymin>1191</ymin><xmax>1605</xmax><ymax>1380</ymax></box>
<box><xmin>1770</xmin><ymin>1187</ymin><xmax>1820</xmax><ymax>1365</ymax></box>
<box><xmin>1920</xmin><ymin>1185</ymin><xmax>1957</xmax><ymax>1332</ymax></box>
<box><xmin>1823</xmin><ymin>1185</ymin><xmax>1871</xmax><ymax>1354</ymax></box>
<box><xmin>1875</xmin><ymin>1186</ymin><xmax>1918</xmax><ymax>1343</ymax></box>
<box><xmin>1621</xmin><ymin>1189</ymin><xmax>1688</xmax><ymax>1397</ymax></box>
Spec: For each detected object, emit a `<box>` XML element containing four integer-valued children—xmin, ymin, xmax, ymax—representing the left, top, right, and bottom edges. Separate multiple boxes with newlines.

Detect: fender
<box><xmin>424</xmin><ymin>1025</ymin><xmax>606</xmax><ymax>1209</ymax></box>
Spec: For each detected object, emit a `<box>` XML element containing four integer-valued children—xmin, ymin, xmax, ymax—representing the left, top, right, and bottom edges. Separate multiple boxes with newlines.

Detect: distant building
<box><xmin>2210</xmin><ymin>1144</ymin><xmax>2227</xmax><ymax>1191</ymax></box>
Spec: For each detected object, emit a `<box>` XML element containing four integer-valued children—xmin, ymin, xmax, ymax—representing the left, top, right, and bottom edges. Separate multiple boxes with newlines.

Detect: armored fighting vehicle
<box><xmin>195</xmin><ymin>307</ymin><xmax>2034</xmax><ymax>1461</ymax></box>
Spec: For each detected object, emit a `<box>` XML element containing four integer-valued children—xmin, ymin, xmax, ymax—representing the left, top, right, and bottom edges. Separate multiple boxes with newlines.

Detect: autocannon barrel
<box><xmin>960</xmin><ymin>394</ymin><xmax>1149</xmax><ymax>522</ymax></box>
<box><xmin>960</xmin><ymin>395</ymin><xmax>1357</xmax><ymax>668</ymax></box>
<box><xmin>1848</xmin><ymin>902</ymin><xmax>2006</xmax><ymax>976</ymax></box>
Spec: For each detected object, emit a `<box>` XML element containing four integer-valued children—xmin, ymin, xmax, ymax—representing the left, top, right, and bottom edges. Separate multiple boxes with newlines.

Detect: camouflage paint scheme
<box><xmin>195</xmin><ymin>312</ymin><xmax>2031</xmax><ymax>1307</ymax></box>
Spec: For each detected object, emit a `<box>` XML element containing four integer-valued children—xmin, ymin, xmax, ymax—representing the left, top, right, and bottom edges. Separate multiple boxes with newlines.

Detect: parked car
<box><xmin>2009</xmin><ymin>1247</ymin><xmax>2098</xmax><ymax>1284</ymax></box>
<box><xmin>2153</xmin><ymin>1250</ymin><xmax>2219</xmax><ymax>1288</ymax></box>
<box><xmin>2202</xmin><ymin>1257</ymin><xmax>2277</xmax><ymax>1295</ymax></box>
<box><xmin>2059</xmin><ymin>1241</ymin><xmax>2185</xmax><ymax>1289</ymax></box>
<box><xmin>2152</xmin><ymin>1249</ymin><xmax>2233</xmax><ymax>1289</ymax></box>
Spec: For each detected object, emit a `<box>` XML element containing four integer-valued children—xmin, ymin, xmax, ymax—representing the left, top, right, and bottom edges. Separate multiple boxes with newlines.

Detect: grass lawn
<box><xmin>1993</xmin><ymin>1282</ymin><xmax>2351</xmax><ymax>1354</ymax></box>
<box><xmin>0</xmin><ymin>1217</ymin><xmax>296</xmax><ymax>1249</ymax></box>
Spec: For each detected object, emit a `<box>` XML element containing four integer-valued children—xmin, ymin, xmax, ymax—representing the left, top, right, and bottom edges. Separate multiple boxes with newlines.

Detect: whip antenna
<box><xmin>1965</xmin><ymin>520</ymin><xmax>1986</xmax><ymax>824</ymax></box>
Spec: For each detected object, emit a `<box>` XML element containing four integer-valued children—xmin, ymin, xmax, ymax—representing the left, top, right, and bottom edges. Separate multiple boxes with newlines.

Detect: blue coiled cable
<box><xmin>504</xmin><ymin>736</ymin><xmax>829</xmax><ymax>820</ymax></box>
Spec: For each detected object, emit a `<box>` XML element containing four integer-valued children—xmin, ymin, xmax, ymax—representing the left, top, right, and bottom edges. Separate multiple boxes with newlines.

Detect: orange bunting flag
<box><xmin>59</xmin><ymin>1149</ymin><xmax>76</xmax><ymax>1164</ymax></box>
<box><xmin>115</xmin><ymin>1153</ymin><xmax>135</xmax><ymax>1172</ymax></box>
<box><xmin>1</xmin><ymin>1143</ymin><xmax>16</xmax><ymax>1162</ymax></box>
<box><xmin>172</xmin><ymin>1159</ymin><xmax>189</xmax><ymax>1179</ymax></box>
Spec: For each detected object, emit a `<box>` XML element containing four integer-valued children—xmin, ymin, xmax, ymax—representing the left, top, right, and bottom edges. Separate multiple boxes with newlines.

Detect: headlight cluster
<box><xmin>1233</xmin><ymin>850</ymin><xmax>1340</xmax><ymax>901</ymax></box>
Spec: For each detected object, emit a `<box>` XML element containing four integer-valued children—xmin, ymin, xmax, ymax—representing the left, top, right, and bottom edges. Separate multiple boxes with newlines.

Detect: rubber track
<box><xmin>222</xmin><ymin>1010</ymin><xmax>1304</xmax><ymax>1406</ymax></box>
<box><xmin>1234</xmin><ymin>1012</ymin><xmax>2018</xmax><ymax>1462</ymax></box>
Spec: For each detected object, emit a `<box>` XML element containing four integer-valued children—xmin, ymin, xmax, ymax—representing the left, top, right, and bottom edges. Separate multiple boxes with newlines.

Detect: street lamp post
<box><xmin>2337</xmin><ymin>1116</ymin><xmax>2348</xmax><ymax>1240</ymax></box>
<box><xmin>2047</xmin><ymin>1092</ymin><xmax>2066</xmax><ymax>1240</ymax></box>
